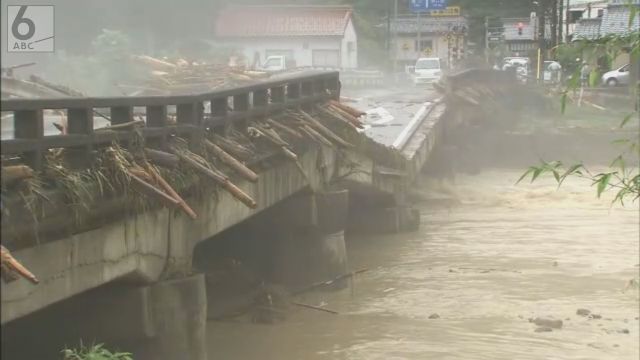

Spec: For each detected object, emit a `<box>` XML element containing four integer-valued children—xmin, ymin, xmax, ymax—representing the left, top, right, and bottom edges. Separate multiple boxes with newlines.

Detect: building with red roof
<box><xmin>215</xmin><ymin>5</ymin><xmax>358</xmax><ymax>69</ymax></box>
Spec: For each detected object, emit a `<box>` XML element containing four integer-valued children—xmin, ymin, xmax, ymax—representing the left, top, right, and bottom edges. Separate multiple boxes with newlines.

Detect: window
<box><xmin>414</xmin><ymin>39</ymin><xmax>433</xmax><ymax>53</ymax></box>
<box><xmin>597</xmin><ymin>9</ymin><xmax>604</xmax><ymax>17</ymax></box>
<box><xmin>415</xmin><ymin>58</ymin><xmax>440</xmax><ymax>70</ymax></box>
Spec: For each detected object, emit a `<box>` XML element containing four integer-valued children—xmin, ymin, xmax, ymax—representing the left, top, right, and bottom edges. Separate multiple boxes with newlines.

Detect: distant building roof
<box><xmin>600</xmin><ymin>4</ymin><xmax>640</xmax><ymax>36</ymax></box>
<box><xmin>390</xmin><ymin>16</ymin><xmax>467</xmax><ymax>34</ymax></box>
<box><xmin>215</xmin><ymin>5</ymin><xmax>353</xmax><ymax>38</ymax></box>
<box><xmin>572</xmin><ymin>3</ymin><xmax>639</xmax><ymax>40</ymax></box>
<box><xmin>573</xmin><ymin>18</ymin><xmax>602</xmax><ymax>39</ymax></box>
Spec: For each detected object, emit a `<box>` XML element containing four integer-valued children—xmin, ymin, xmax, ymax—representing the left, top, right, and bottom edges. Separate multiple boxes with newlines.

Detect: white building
<box><xmin>215</xmin><ymin>5</ymin><xmax>358</xmax><ymax>69</ymax></box>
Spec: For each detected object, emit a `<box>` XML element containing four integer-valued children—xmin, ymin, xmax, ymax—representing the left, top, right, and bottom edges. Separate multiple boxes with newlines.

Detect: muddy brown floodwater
<box><xmin>208</xmin><ymin>169</ymin><xmax>640</xmax><ymax>360</ymax></box>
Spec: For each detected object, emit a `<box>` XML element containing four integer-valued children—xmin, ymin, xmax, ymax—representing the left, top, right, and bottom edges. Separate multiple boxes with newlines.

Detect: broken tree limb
<box><xmin>298</xmin><ymin>110</ymin><xmax>354</xmax><ymax>148</ymax></box>
<box><xmin>300</xmin><ymin>125</ymin><xmax>334</xmax><ymax>147</ymax></box>
<box><xmin>294</xmin><ymin>268</ymin><xmax>369</xmax><ymax>295</ymax></box>
<box><xmin>145</xmin><ymin>163</ymin><xmax>198</xmax><ymax>220</ymax></box>
<box><xmin>144</xmin><ymin>148</ymin><xmax>180</xmax><ymax>169</ymax></box>
<box><xmin>316</xmin><ymin>105</ymin><xmax>362</xmax><ymax>129</ymax></box>
<box><xmin>204</xmin><ymin>140</ymin><xmax>258</xmax><ymax>183</ymax></box>
<box><xmin>328</xmin><ymin>99</ymin><xmax>366</xmax><ymax>118</ymax></box>
<box><xmin>2</xmin><ymin>165</ymin><xmax>34</xmax><ymax>185</ymax></box>
<box><xmin>266</xmin><ymin>118</ymin><xmax>304</xmax><ymax>139</ymax></box>
<box><xmin>1</xmin><ymin>245</ymin><xmax>39</xmax><ymax>284</ymax></box>
<box><xmin>326</xmin><ymin>104</ymin><xmax>363</xmax><ymax>127</ymax></box>
<box><xmin>248</xmin><ymin>126</ymin><xmax>288</xmax><ymax>148</ymax></box>
<box><xmin>173</xmin><ymin>150</ymin><xmax>257</xmax><ymax>209</ymax></box>
<box><xmin>128</xmin><ymin>171</ymin><xmax>181</xmax><ymax>208</ymax></box>
<box><xmin>212</xmin><ymin>134</ymin><xmax>254</xmax><ymax>159</ymax></box>
<box><xmin>128</xmin><ymin>167</ymin><xmax>154</xmax><ymax>182</ymax></box>
<box><xmin>247</xmin><ymin>127</ymin><xmax>310</xmax><ymax>183</ymax></box>
<box><xmin>95</xmin><ymin>120</ymin><xmax>145</xmax><ymax>132</ymax></box>
<box><xmin>291</xmin><ymin>301</ymin><xmax>339</xmax><ymax>315</ymax></box>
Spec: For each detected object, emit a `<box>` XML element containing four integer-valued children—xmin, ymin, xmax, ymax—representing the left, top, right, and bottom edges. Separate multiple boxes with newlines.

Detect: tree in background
<box><xmin>519</xmin><ymin>28</ymin><xmax>640</xmax><ymax>205</ymax></box>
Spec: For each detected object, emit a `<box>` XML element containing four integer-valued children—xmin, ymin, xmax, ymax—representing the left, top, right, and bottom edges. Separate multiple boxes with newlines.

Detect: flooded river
<box><xmin>208</xmin><ymin>169</ymin><xmax>639</xmax><ymax>360</ymax></box>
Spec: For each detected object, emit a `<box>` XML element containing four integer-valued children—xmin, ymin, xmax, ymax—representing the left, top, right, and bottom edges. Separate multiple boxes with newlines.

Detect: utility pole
<box><xmin>387</xmin><ymin>0</ymin><xmax>392</xmax><ymax>70</ymax></box>
<box><xmin>393</xmin><ymin>0</ymin><xmax>398</xmax><ymax>74</ymax></box>
<box><xmin>537</xmin><ymin>1</ymin><xmax>546</xmax><ymax>83</ymax></box>
<box><xmin>551</xmin><ymin>0</ymin><xmax>558</xmax><ymax>48</ymax></box>
<box><xmin>485</xmin><ymin>16</ymin><xmax>490</xmax><ymax>64</ymax></box>
<box><xmin>559</xmin><ymin>0</ymin><xmax>563</xmax><ymax>44</ymax></box>
<box><xmin>566</xmin><ymin>0</ymin><xmax>570</xmax><ymax>42</ymax></box>
<box><xmin>417</xmin><ymin>11</ymin><xmax>422</xmax><ymax>58</ymax></box>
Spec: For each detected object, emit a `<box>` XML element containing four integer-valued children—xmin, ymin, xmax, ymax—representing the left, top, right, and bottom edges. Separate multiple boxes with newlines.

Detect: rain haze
<box><xmin>1</xmin><ymin>1</ymin><xmax>639</xmax><ymax>360</ymax></box>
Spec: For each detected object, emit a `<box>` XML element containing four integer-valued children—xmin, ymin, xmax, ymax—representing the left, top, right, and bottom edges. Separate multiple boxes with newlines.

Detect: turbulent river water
<box><xmin>208</xmin><ymin>169</ymin><xmax>639</xmax><ymax>360</ymax></box>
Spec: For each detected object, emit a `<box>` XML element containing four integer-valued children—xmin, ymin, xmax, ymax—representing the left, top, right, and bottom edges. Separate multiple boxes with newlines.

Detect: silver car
<box><xmin>602</xmin><ymin>64</ymin><xmax>630</xmax><ymax>87</ymax></box>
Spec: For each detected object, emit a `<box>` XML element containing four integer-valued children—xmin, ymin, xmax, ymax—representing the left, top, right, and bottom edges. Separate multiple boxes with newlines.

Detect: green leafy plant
<box><xmin>62</xmin><ymin>343</ymin><xmax>132</xmax><ymax>360</ymax></box>
<box><xmin>520</xmin><ymin>20</ymin><xmax>639</xmax><ymax>204</ymax></box>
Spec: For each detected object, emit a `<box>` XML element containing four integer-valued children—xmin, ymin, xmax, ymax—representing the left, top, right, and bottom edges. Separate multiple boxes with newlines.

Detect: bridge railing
<box><xmin>1</xmin><ymin>71</ymin><xmax>340</xmax><ymax>171</ymax></box>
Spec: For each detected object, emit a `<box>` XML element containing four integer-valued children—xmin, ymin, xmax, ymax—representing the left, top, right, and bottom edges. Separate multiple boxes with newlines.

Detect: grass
<box><xmin>62</xmin><ymin>343</ymin><xmax>132</xmax><ymax>360</ymax></box>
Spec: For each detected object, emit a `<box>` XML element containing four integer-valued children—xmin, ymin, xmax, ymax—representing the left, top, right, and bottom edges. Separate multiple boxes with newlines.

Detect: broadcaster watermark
<box><xmin>7</xmin><ymin>5</ymin><xmax>54</xmax><ymax>52</ymax></box>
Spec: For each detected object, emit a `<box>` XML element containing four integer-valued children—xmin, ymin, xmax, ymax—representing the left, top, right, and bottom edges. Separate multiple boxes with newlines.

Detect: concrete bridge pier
<box><xmin>271</xmin><ymin>190</ymin><xmax>349</xmax><ymax>290</ymax></box>
<box><xmin>0</xmin><ymin>274</ymin><xmax>207</xmax><ymax>360</ymax></box>
<box><xmin>133</xmin><ymin>274</ymin><xmax>207</xmax><ymax>360</ymax></box>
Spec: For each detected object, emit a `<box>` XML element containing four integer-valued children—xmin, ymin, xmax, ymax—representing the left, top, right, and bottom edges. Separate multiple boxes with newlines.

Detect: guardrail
<box><xmin>1</xmin><ymin>71</ymin><xmax>340</xmax><ymax>171</ymax></box>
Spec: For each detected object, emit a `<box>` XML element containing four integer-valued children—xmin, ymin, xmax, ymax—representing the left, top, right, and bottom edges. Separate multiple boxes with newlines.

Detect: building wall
<box><xmin>393</xmin><ymin>34</ymin><xmax>457</xmax><ymax>67</ymax></box>
<box><xmin>340</xmin><ymin>19</ymin><xmax>358</xmax><ymax>69</ymax></box>
<box><xmin>227</xmin><ymin>26</ymin><xmax>359</xmax><ymax>70</ymax></box>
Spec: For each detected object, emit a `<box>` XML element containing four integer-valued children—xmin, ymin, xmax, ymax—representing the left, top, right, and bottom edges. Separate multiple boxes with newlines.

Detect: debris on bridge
<box><xmin>0</xmin><ymin>93</ymin><xmax>388</xmax><ymax>253</ymax></box>
<box><xmin>1</xmin><ymin>245</ymin><xmax>38</xmax><ymax>284</ymax></box>
<box><xmin>124</xmin><ymin>55</ymin><xmax>272</xmax><ymax>95</ymax></box>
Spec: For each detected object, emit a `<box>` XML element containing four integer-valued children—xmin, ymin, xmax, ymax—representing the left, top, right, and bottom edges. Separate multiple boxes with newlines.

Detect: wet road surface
<box><xmin>342</xmin><ymin>86</ymin><xmax>437</xmax><ymax>147</ymax></box>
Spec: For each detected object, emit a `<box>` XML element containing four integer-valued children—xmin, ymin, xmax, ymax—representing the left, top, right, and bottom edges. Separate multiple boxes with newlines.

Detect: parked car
<box><xmin>257</xmin><ymin>55</ymin><xmax>297</xmax><ymax>73</ymax></box>
<box><xmin>411</xmin><ymin>57</ymin><xmax>443</xmax><ymax>85</ymax></box>
<box><xmin>602</xmin><ymin>64</ymin><xmax>630</xmax><ymax>86</ymax></box>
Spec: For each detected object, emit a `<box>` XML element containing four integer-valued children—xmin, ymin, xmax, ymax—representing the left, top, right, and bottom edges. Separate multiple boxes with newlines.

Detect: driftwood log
<box><xmin>128</xmin><ymin>171</ymin><xmax>181</xmax><ymax>208</ymax></box>
<box><xmin>328</xmin><ymin>99</ymin><xmax>366</xmax><ymax>118</ymax></box>
<box><xmin>266</xmin><ymin>118</ymin><xmax>304</xmax><ymax>139</ymax></box>
<box><xmin>298</xmin><ymin>110</ymin><xmax>354</xmax><ymax>148</ymax></box>
<box><xmin>145</xmin><ymin>164</ymin><xmax>198</xmax><ymax>220</ymax></box>
<box><xmin>1</xmin><ymin>245</ymin><xmax>39</xmax><ymax>284</ymax></box>
<box><xmin>144</xmin><ymin>148</ymin><xmax>180</xmax><ymax>169</ymax></box>
<box><xmin>212</xmin><ymin>134</ymin><xmax>254</xmax><ymax>160</ymax></box>
<box><xmin>173</xmin><ymin>150</ymin><xmax>257</xmax><ymax>209</ymax></box>
<box><xmin>247</xmin><ymin>127</ymin><xmax>309</xmax><ymax>182</ymax></box>
<box><xmin>327</xmin><ymin>104</ymin><xmax>362</xmax><ymax>127</ymax></box>
<box><xmin>2</xmin><ymin>165</ymin><xmax>34</xmax><ymax>185</ymax></box>
<box><xmin>300</xmin><ymin>125</ymin><xmax>334</xmax><ymax>147</ymax></box>
<box><xmin>204</xmin><ymin>140</ymin><xmax>258</xmax><ymax>183</ymax></box>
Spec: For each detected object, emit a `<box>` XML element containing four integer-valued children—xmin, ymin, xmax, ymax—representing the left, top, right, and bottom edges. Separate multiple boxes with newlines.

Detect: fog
<box><xmin>1</xmin><ymin>1</ymin><xmax>639</xmax><ymax>360</ymax></box>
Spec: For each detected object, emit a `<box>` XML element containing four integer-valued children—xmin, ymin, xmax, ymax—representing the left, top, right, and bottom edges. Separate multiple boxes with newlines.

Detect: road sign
<box><xmin>410</xmin><ymin>0</ymin><xmax>448</xmax><ymax>12</ymax></box>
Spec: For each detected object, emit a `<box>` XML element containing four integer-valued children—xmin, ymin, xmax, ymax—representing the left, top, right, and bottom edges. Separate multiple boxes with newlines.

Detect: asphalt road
<box><xmin>342</xmin><ymin>84</ymin><xmax>438</xmax><ymax>147</ymax></box>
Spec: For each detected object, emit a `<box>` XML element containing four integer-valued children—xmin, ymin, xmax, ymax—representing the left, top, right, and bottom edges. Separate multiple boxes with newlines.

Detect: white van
<box><xmin>412</xmin><ymin>57</ymin><xmax>443</xmax><ymax>85</ymax></box>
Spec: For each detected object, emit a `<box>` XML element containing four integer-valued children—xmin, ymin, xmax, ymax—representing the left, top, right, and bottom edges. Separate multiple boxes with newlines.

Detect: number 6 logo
<box><xmin>12</xmin><ymin>6</ymin><xmax>36</xmax><ymax>41</ymax></box>
<box><xmin>7</xmin><ymin>5</ymin><xmax>54</xmax><ymax>52</ymax></box>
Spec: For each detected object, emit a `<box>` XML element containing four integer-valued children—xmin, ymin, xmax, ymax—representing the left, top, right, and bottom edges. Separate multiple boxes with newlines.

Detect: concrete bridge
<box><xmin>0</xmin><ymin>71</ymin><xmax>445</xmax><ymax>359</ymax></box>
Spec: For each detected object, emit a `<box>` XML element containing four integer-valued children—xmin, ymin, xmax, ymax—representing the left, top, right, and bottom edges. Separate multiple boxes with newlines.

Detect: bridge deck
<box><xmin>0</xmin><ymin>72</ymin><xmax>444</xmax><ymax>324</ymax></box>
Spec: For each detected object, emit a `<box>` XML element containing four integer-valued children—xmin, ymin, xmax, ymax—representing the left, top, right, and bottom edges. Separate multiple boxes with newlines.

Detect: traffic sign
<box><xmin>410</xmin><ymin>0</ymin><xmax>448</xmax><ymax>12</ymax></box>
